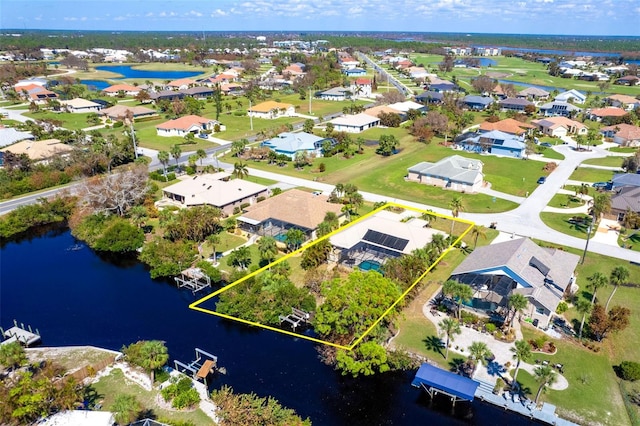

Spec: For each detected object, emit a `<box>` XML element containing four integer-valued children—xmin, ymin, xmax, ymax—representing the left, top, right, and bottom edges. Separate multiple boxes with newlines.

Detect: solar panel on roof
<box><xmin>362</xmin><ymin>229</ymin><xmax>409</xmax><ymax>252</ymax></box>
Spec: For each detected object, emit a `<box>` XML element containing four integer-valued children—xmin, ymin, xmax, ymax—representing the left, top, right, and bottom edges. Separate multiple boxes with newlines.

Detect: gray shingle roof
<box><xmin>452</xmin><ymin>238</ymin><xmax>579</xmax><ymax>312</ymax></box>
<box><xmin>408</xmin><ymin>155</ymin><xmax>483</xmax><ymax>185</ymax></box>
<box><xmin>611</xmin><ymin>186</ymin><xmax>640</xmax><ymax>212</ymax></box>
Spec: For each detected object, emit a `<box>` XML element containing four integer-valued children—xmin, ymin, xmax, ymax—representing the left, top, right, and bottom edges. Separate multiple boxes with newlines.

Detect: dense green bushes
<box><xmin>160</xmin><ymin>377</ymin><xmax>200</xmax><ymax>409</ymax></box>
<box><xmin>138</xmin><ymin>238</ymin><xmax>197</xmax><ymax>278</ymax></box>
<box><xmin>0</xmin><ymin>197</ymin><xmax>76</xmax><ymax>238</ymax></box>
<box><xmin>71</xmin><ymin>213</ymin><xmax>144</xmax><ymax>252</ymax></box>
<box><xmin>619</xmin><ymin>361</ymin><xmax>640</xmax><ymax>381</ymax></box>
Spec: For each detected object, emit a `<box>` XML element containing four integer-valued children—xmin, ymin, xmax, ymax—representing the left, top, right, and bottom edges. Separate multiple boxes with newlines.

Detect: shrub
<box><xmin>161</xmin><ymin>377</ymin><xmax>200</xmax><ymax>409</ymax></box>
<box><xmin>233</xmin><ymin>206</ymin><xmax>241</xmax><ymax>215</ymax></box>
<box><xmin>240</xmin><ymin>202</ymin><xmax>250</xmax><ymax>210</ymax></box>
<box><xmin>112</xmin><ymin>121</ymin><xmax>124</xmax><ymax>128</ymax></box>
<box><xmin>318</xmin><ymin>162</ymin><xmax>326</xmax><ymax>173</ymax></box>
<box><xmin>485</xmin><ymin>323</ymin><xmax>497</xmax><ymax>334</ymax></box>
<box><xmin>556</xmin><ymin>301</ymin><xmax>568</xmax><ymax>314</ymax></box>
<box><xmin>257</xmin><ymin>196</ymin><xmax>266</xmax><ymax>202</ymax></box>
<box><xmin>619</xmin><ymin>361</ymin><xmax>640</xmax><ymax>381</ymax></box>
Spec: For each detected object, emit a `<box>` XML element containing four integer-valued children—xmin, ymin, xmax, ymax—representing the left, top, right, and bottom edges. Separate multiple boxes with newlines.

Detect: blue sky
<box><xmin>2</xmin><ymin>0</ymin><xmax>639</xmax><ymax>36</ymax></box>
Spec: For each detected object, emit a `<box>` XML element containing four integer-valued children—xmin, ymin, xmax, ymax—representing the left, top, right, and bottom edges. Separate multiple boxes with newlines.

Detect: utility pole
<box><xmin>248</xmin><ymin>98</ymin><xmax>253</xmax><ymax>131</ymax></box>
<box><xmin>581</xmin><ymin>202</ymin><xmax>595</xmax><ymax>264</ymax></box>
<box><xmin>308</xmin><ymin>87</ymin><xmax>312</xmax><ymax>114</ymax></box>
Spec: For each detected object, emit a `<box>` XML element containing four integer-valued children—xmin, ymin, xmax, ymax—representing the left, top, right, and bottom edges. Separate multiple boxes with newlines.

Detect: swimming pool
<box><xmin>358</xmin><ymin>260</ymin><xmax>382</xmax><ymax>272</ymax></box>
<box><xmin>274</xmin><ymin>233</ymin><xmax>287</xmax><ymax>242</ymax></box>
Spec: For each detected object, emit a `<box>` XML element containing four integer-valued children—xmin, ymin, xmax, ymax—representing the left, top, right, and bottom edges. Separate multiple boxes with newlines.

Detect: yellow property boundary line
<box><xmin>190</xmin><ymin>202</ymin><xmax>474</xmax><ymax>351</ymax></box>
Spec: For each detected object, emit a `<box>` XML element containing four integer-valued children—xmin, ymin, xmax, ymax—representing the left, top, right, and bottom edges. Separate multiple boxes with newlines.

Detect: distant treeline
<box><xmin>1</xmin><ymin>30</ymin><xmax>639</xmax><ymax>57</ymax></box>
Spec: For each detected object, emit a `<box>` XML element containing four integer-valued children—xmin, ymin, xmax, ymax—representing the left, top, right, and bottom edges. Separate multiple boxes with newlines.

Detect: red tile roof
<box><xmin>589</xmin><ymin>107</ymin><xmax>628</xmax><ymax>117</ymax></box>
<box><xmin>104</xmin><ymin>84</ymin><xmax>139</xmax><ymax>93</ymax></box>
<box><xmin>156</xmin><ymin>115</ymin><xmax>214</xmax><ymax>131</ymax></box>
<box><xmin>355</xmin><ymin>78</ymin><xmax>372</xmax><ymax>85</ymax></box>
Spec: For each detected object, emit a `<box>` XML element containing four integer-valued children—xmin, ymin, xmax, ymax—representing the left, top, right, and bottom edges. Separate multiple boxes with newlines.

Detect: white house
<box><xmin>103</xmin><ymin>84</ymin><xmax>140</xmax><ymax>97</ymax></box>
<box><xmin>350</xmin><ymin>78</ymin><xmax>372</xmax><ymax>98</ymax></box>
<box><xmin>531</xmin><ymin>117</ymin><xmax>588</xmax><ymax>137</ymax></box>
<box><xmin>554</xmin><ymin>89</ymin><xmax>586</xmax><ymax>104</ymax></box>
<box><xmin>248</xmin><ymin>101</ymin><xmax>295</xmax><ymax>119</ymax></box>
<box><xmin>60</xmin><ymin>98</ymin><xmax>103</xmax><ymax>113</ymax></box>
<box><xmin>329</xmin><ymin>113</ymin><xmax>380</xmax><ymax>133</ymax></box>
<box><xmin>156</xmin><ymin>115</ymin><xmax>224</xmax><ymax>137</ymax></box>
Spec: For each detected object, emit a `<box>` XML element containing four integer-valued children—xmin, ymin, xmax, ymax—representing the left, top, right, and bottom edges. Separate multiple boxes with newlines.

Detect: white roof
<box><xmin>163</xmin><ymin>173</ymin><xmax>267</xmax><ymax>207</ymax></box>
<box><xmin>0</xmin><ymin>127</ymin><xmax>34</xmax><ymax>148</ymax></box>
<box><xmin>388</xmin><ymin>101</ymin><xmax>424</xmax><ymax>112</ymax></box>
<box><xmin>60</xmin><ymin>98</ymin><xmax>102</xmax><ymax>108</ymax></box>
<box><xmin>329</xmin><ymin>112</ymin><xmax>380</xmax><ymax>127</ymax></box>
<box><xmin>330</xmin><ymin>209</ymin><xmax>446</xmax><ymax>254</ymax></box>
<box><xmin>38</xmin><ymin>410</ymin><xmax>115</xmax><ymax>426</ymax></box>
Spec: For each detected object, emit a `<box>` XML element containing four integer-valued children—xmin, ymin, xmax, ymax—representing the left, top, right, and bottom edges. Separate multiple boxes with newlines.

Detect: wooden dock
<box><xmin>1</xmin><ymin>321</ymin><xmax>41</xmax><ymax>346</ymax></box>
<box><xmin>174</xmin><ymin>348</ymin><xmax>219</xmax><ymax>386</ymax></box>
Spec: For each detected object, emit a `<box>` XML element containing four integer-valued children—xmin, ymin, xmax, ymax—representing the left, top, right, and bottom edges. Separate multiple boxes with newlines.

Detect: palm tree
<box><xmin>157</xmin><ymin>150</ymin><xmax>170</xmax><ymax>181</ymax></box>
<box><xmin>605</xmin><ymin>266</ymin><xmax>630</xmax><ymax>311</ymax></box>
<box><xmin>323</xmin><ymin>211</ymin><xmax>340</xmax><ymax>231</ymax></box>
<box><xmin>441</xmin><ymin>279</ymin><xmax>459</xmax><ymax>301</ymax></box>
<box><xmin>453</xmin><ymin>283</ymin><xmax>474</xmax><ymax>320</ymax></box>
<box><xmin>229</xmin><ymin>246</ymin><xmax>252</xmax><ymax>270</ymax></box>
<box><xmin>128</xmin><ymin>205</ymin><xmax>147</xmax><ymax>229</ymax></box>
<box><xmin>533</xmin><ymin>365</ymin><xmax>557</xmax><ymax>404</ymax></box>
<box><xmin>510</xmin><ymin>339</ymin><xmax>532</xmax><ymax>384</ymax></box>
<box><xmin>508</xmin><ymin>293</ymin><xmax>528</xmax><ymax>328</ymax></box>
<box><xmin>196</xmin><ymin>149</ymin><xmax>207</xmax><ymax>166</ymax></box>
<box><xmin>258</xmin><ymin>236</ymin><xmax>278</xmax><ymax>264</ymax></box>
<box><xmin>110</xmin><ymin>394</ymin><xmax>142</xmax><ymax>426</ymax></box>
<box><xmin>575</xmin><ymin>298</ymin><xmax>592</xmax><ymax>339</ymax></box>
<box><xmin>470</xmin><ymin>225</ymin><xmax>487</xmax><ymax>249</ymax></box>
<box><xmin>586</xmin><ymin>271</ymin><xmax>608</xmax><ymax>306</ymax></box>
<box><xmin>170</xmin><ymin>144</ymin><xmax>182</xmax><ymax>167</ymax></box>
<box><xmin>439</xmin><ymin>317</ymin><xmax>461</xmax><ymax>360</ymax></box>
<box><xmin>207</xmin><ymin>233</ymin><xmax>221</xmax><ymax>263</ymax></box>
<box><xmin>468</xmin><ymin>341</ymin><xmax>492</xmax><ymax>372</ymax></box>
<box><xmin>139</xmin><ymin>340</ymin><xmax>169</xmax><ymax>383</ymax></box>
<box><xmin>449</xmin><ymin>196</ymin><xmax>464</xmax><ymax>236</ymax></box>
<box><xmin>284</xmin><ymin>228</ymin><xmax>305</xmax><ymax>252</ymax></box>
<box><xmin>233</xmin><ymin>161</ymin><xmax>249</xmax><ymax>179</ymax></box>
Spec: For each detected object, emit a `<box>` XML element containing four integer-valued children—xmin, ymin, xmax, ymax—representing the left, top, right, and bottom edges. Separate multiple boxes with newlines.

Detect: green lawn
<box><xmin>235</xmin><ymin>134</ymin><xmax>519</xmax><ymax>213</ymax></box>
<box><xmin>581</xmin><ymin>157</ymin><xmax>626</xmax><ymax>168</ymax></box>
<box><xmin>24</xmin><ymin>110</ymin><xmax>96</xmax><ymax>130</ymax></box>
<box><xmin>539</xmin><ymin>148</ymin><xmax>565</xmax><ymax>161</ymax></box>
<box><xmin>569</xmin><ymin>167</ymin><xmax>618</xmax><ymax>183</ymax></box>
<box><xmin>539</xmin><ymin>212</ymin><xmax>595</xmax><ymax>239</ymax></box>
<box><xmin>547</xmin><ymin>193</ymin><xmax>586</xmax><ymax>209</ymax></box>
<box><xmin>91</xmin><ymin>368</ymin><xmax>213</xmax><ymax>425</ymax></box>
<box><xmin>519</xmin><ymin>327</ymin><xmax>629</xmax><ymax>426</ymax></box>
<box><xmin>618</xmin><ymin>231</ymin><xmax>640</xmax><ymax>252</ymax></box>
<box><xmin>607</xmin><ymin>146</ymin><xmax>638</xmax><ymax>154</ymax></box>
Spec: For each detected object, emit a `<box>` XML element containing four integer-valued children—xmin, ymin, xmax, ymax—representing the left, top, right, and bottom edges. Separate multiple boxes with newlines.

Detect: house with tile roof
<box><xmin>478</xmin><ymin>118</ymin><xmax>535</xmax><ymax>136</ymax></box>
<box><xmin>261</xmin><ymin>132</ymin><xmax>335</xmax><ymax>158</ymax></box>
<box><xmin>516</xmin><ymin>87</ymin><xmax>550</xmax><ymax>100</ymax></box>
<box><xmin>600</xmin><ymin>123</ymin><xmax>640</xmax><ymax>147</ymax></box>
<box><xmin>0</xmin><ymin>138</ymin><xmax>73</xmax><ymax>163</ymax></box>
<box><xmin>103</xmin><ymin>84</ymin><xmax>140</xmax><ymax>97</ymax></box>
<box><xmin>18</xmin><ymin>85</ymin><xmax>58</xmax><ymax>104</ymax></box>
<box><xmin>407</xmin><ymin>155</ymin><xmax>484</xmax><ymax>193</ymax></box>
<box><xmin>156</xmin><ymin>115</ymin><xmax>224</xmax><ymax>137</ymax></box>
<box><xmin>605</xmin><ymin>94</ymin><xmax>640</xmax><ymax>111</ymax></box>
<box><xmin>532</xmin><ymin>116</ymin><xmax>587</xmax><ymax>137</ymax></box>
<box><xmin>60</xmin><ymin>98</ymin><xmax>103</xmax><ymax>113</ymax></box>
<box><xmin>586</xmin><ymin>107</ymin><xmax>628</xmax><ymax>122</ymax></box>
<box><xmin>166</xmin><ymin>78</ymin><xmax>198</xmax><ymax>90</ymax></box>
<box><xmin>101</xmin><ymin>105</ymin><xmax>157</xmax><ymax>121</ymax></box>
<box><xmin>328</xmin><ymin>113</ymin><xmax>380</xmax><ymax>133</ymax></box>
<box><xmin>457</xmin><ymin>130</ymin><xmax>526</xmax><ymax>158</ymax></box>
<box><xmin>350</xmin><ymin>78</ymin><xmax>372</xmax><ymax>98</ymax></box>
<box><xmin>248</xmin><ymin>101</ymin><xmax>295</xmax><ymax>119</ymax></box>
<box><xmin>160</xmin><ymin>173</ymin><xmax>268</xmax><ymax>215</ymax></box>
<box><xmin>238</xmin><ymin>188</ymin><xmax>344</xmax><ymax>239</ymax></box>
<box><xmin>451</xmin><ymin>237</ymin><xmax>579</xmax><ymax>328</ymax></box>
<box><xmin>616</xmin><ymin>75</ymin><xmax>640</xmax><ymax>86</ymax></box>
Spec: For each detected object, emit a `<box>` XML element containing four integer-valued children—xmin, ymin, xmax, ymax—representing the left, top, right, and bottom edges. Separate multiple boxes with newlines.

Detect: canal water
<box><xmin>81</xmin><ymin>65</ymin><xmax>204</xmax><ymax>91</ymax></box>
<box><xmin>0</xmin><ymin>227</ymin><xmax>536</xmax><ymax>425</ymax></box>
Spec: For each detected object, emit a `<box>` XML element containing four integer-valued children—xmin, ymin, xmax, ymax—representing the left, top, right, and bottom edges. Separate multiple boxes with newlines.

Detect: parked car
<box><xmin>592</xmin><ymin>181</ymin><xmax>609</xmax><ymax>189</ymax></box>
<box><xmin>540</xmin><ymin>142</ymin><xmax>552</xmax><ymax>148</ymax></box>
<box><xmin>537</xmin><ymin>176</ymin><xmax>546</xmax><ymax>184</ymax></box>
